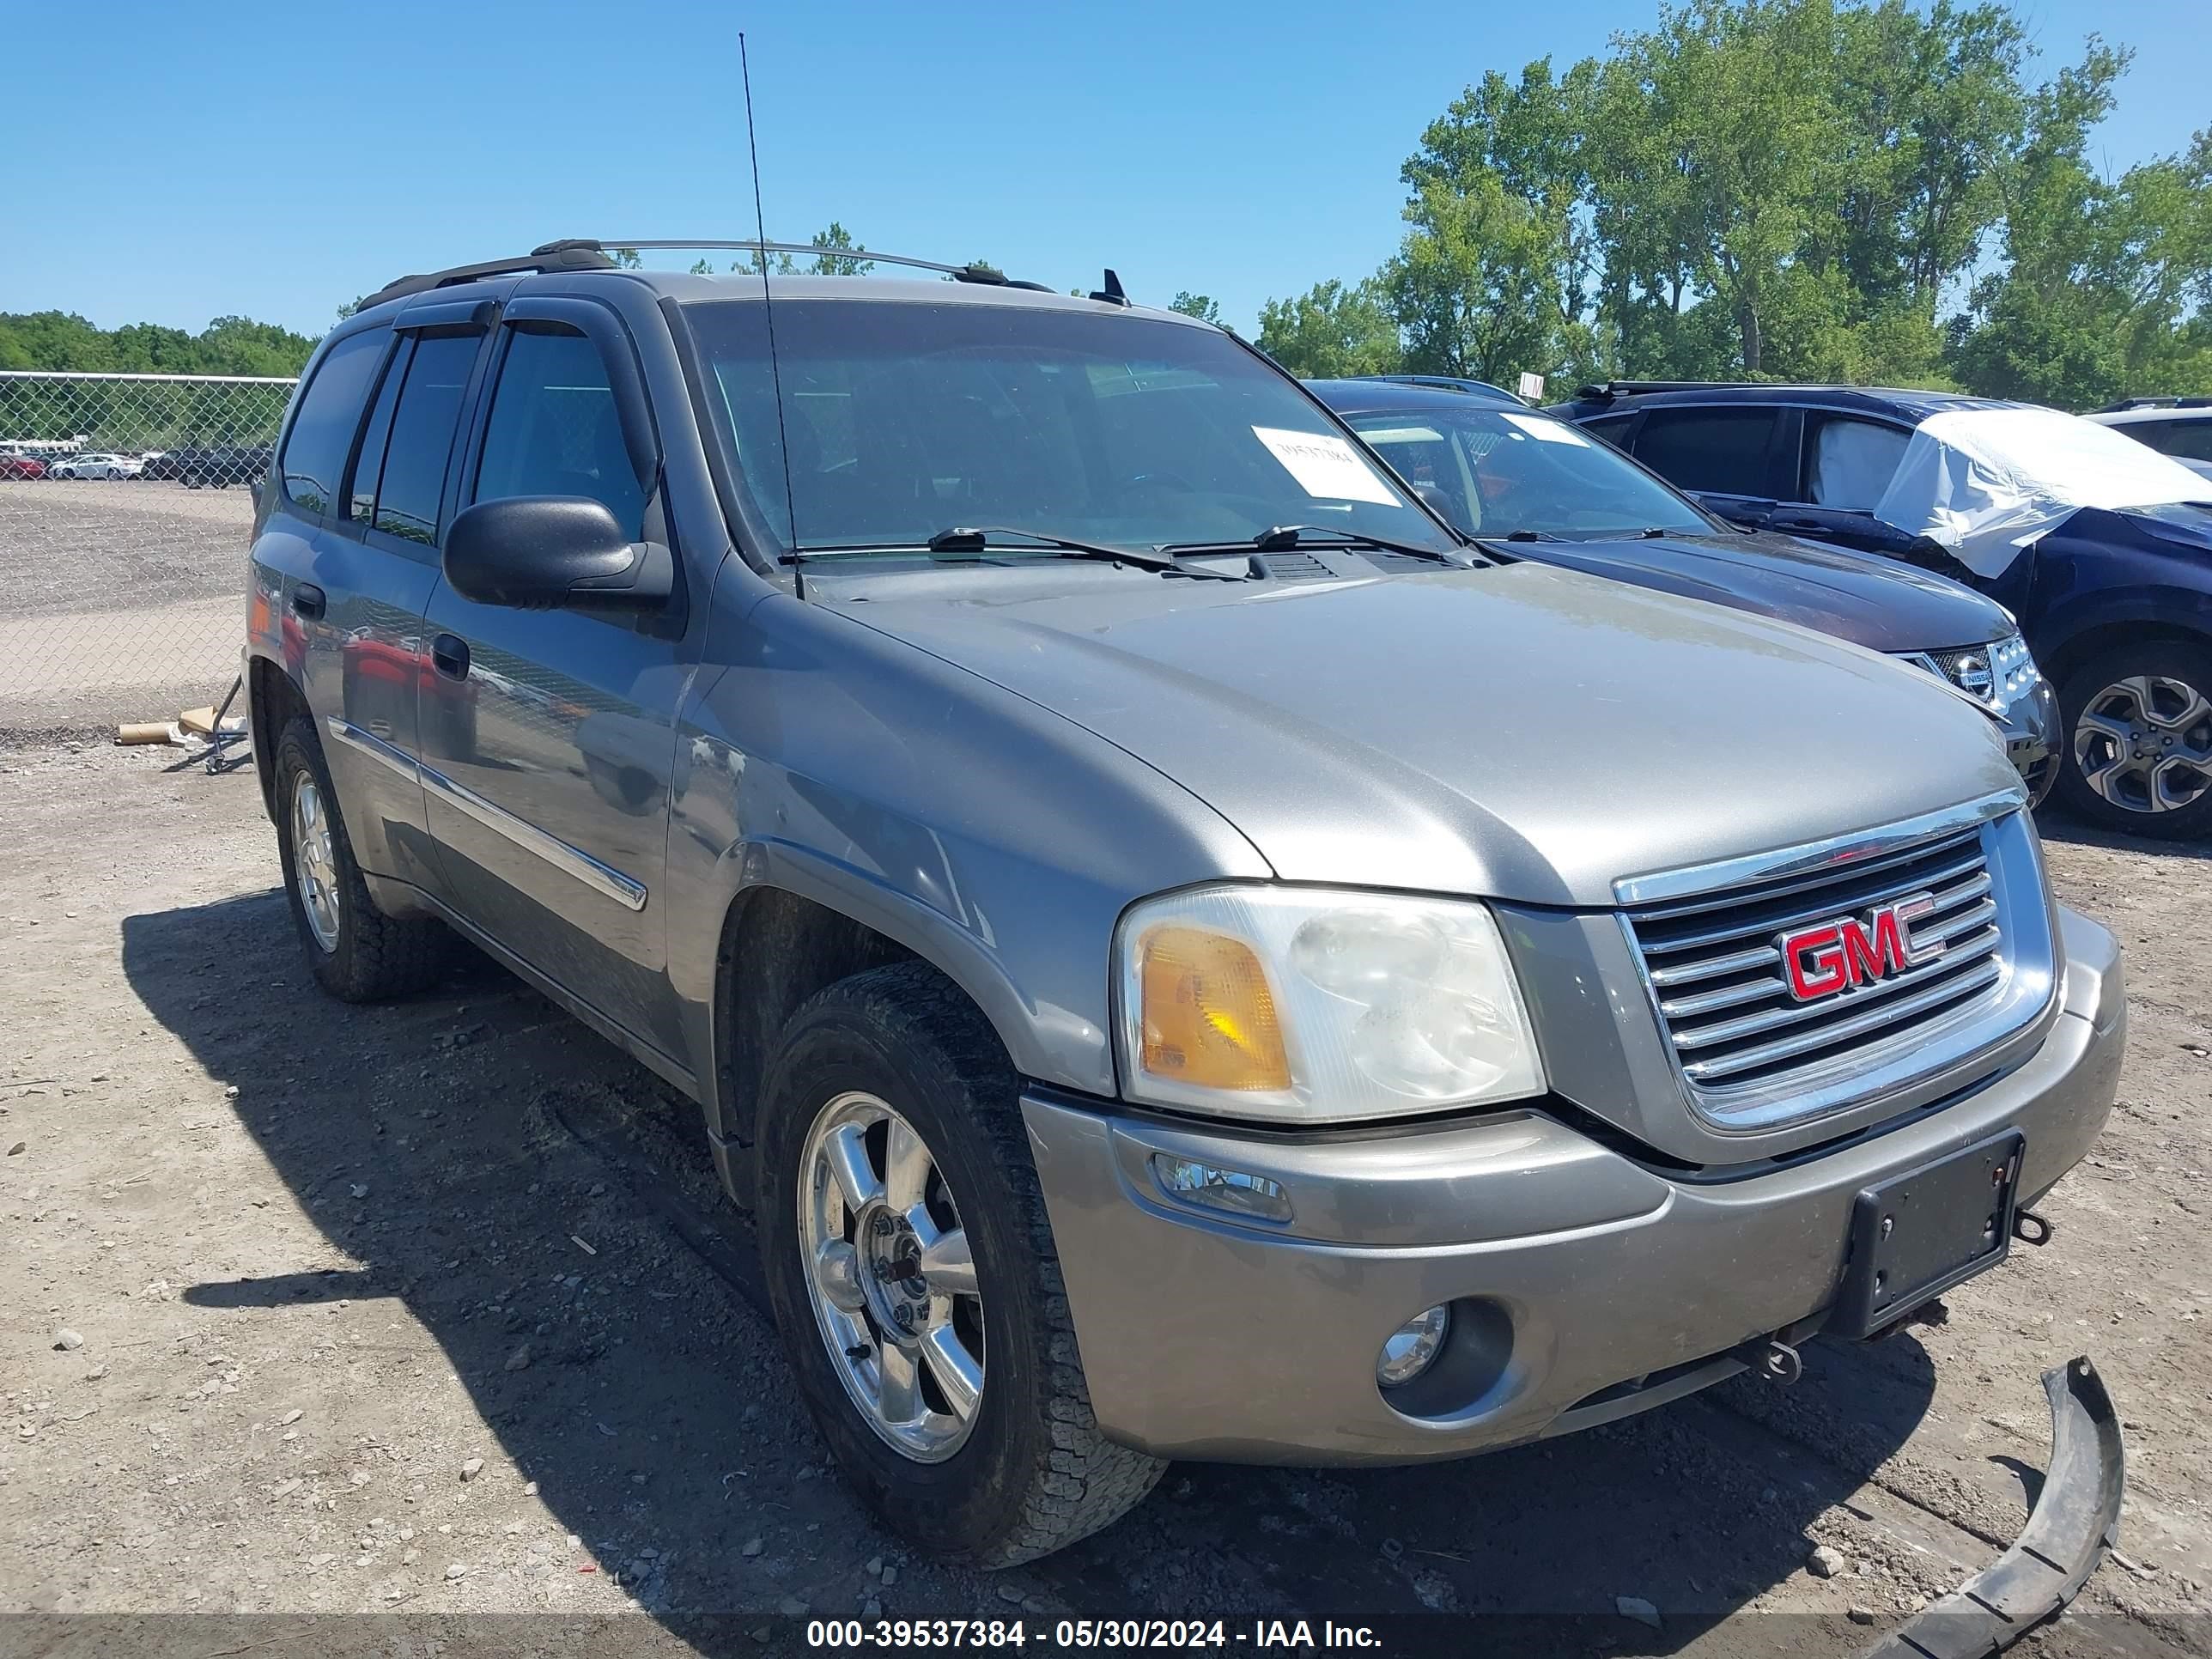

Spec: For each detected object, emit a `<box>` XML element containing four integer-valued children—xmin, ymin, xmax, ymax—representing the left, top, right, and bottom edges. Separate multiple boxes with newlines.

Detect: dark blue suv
<box><xmin>1553</xmin><ymin>382</ymin><xmax>2212</xmax><ymax>841</ymax></box>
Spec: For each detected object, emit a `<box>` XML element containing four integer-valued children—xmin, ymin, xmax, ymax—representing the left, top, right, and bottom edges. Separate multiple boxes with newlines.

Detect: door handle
<box><xmin>430</xmin><ymin>633</ymin><xmax>471</xmax><ymax>680</ymax></box>
<box><xmin>291</xmin><ymin>584</ymin><xmax>325</xmax><ymax>620</ymax></box>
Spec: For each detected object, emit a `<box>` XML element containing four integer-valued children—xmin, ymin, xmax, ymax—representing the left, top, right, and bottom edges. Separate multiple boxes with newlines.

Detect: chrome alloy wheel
<box><xmin>2072</xmin><ymin>673</ymin><xmax>2212</xmax><ymax>816</ymax></box>
<box><xmin>797</xmin><ymin>1091</ymin><xmax>984</xmax><ymax>1462</ymax></box>
<box><xmin>290</xmin><ymin>776</ymin><xmax>342</xmax><ymax>952</ymax></box>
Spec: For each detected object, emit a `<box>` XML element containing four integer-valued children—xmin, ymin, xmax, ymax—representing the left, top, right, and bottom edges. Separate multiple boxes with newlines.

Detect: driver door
<box><xmin>416</xmin><ymin>301</ymin><xmax>692</xmax><ymax>1064</ymax></box>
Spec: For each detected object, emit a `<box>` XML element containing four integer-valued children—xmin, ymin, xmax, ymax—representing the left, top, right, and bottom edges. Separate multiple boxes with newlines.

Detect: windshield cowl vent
<box><xmin>1260</xmin><ymin>550</ymin><xmax>1333</xmax><ymax>580</ymax></box>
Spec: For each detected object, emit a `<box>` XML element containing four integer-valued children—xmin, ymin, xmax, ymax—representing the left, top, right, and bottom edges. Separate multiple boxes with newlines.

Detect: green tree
<box><xmin>1168</xmin><ymin>292</ymin><xmax>1223</xmax><ymax>325</ymax></box>
<box><xmin>805</xmin><ymin>222</ymin><xmax>875</xmax><ymax>276</ymax></box>
<box><xmin>1386</xmin><ymin>174</ymin><xmax>1567</xmax><ymax>384</ymax></box>
<box><xmin>1948</xmin><ymin>54</ymin><xmax>2212</xmax><ymax>404</ymax></box>
<box><xmin>0</xmin><ymin>311</ymin><xmax>318</xmax><ymax>376</ymax></box>
<box><xmin>1255</xmin><ymin>279</ymin><xmax>1401</xmax><ymax>377</ymax></box>
<box><xmin>1401</xmin><ymin>57</ymin><xmax>1610</xmax><ymax>382</ymax></box>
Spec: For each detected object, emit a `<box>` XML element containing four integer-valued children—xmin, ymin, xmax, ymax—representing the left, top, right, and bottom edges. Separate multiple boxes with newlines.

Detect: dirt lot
<box><xmin>2</xmin><ymin>742</ymin><xmax>2209</xmax><ymax>1658</ymax></box>
<box><xmin>0</xmin><ymin>483</ymin><xmax>252</xmax><ymax>737</ymax></box>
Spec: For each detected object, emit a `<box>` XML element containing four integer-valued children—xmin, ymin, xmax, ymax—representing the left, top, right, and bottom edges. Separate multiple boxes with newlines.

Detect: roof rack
<box><xmin>2095</xmin><ymin>395</ymin><xmax>2212</xmax><ymax>412</ymax></box>
<box><xmin>357</xmin><ymin>238</ymin><xmax>1111</xmax><ymax>317</ymax></box>
<box><xmin>358</xmin><ymin>240</ymin><xmax>619</xmax><ymax>311</ymax></box>
<box><xmin>595</xmin><ymin>239</ymin><xmax>1060</xmax><ymax>292</ymax></box>
<box><xmin>1571</xmin><ymin>379</ymin><xmax>1753</xmax><ymax>404</ymax></box>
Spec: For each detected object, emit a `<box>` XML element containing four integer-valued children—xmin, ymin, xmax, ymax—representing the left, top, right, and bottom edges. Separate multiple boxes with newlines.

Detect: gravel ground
<box><xmin>0</xmin><ymin>483</ymin><xmax>252</xmax><ymax>736</ymax></box>
<box><xmin>1</xmin><ymin>743</ymin><xmax>2208</xmax><ymax>1658</ymax></box>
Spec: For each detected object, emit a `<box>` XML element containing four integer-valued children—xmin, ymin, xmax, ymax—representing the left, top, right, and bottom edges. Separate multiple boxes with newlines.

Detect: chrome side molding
<box><xmin>325</xmin><ymin>717</ymin><xmax>422</xmax><ymax>785</ymax></box>
<box><xmin>323</xmin><ymin>716</ymin><xmax>647</xmax><ymax>913</ymax></box>
<box><xmin>418</xmin><ymin>762</ymin><xmax>648</xmax><ymax>912</ymax></box>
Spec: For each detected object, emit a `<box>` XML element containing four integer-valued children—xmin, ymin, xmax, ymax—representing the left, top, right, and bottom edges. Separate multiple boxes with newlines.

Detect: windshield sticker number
<box><xmin>1501</xmin><ymin>412</ymin><xmax>1589</xmax><ymax>447</ymax></box>
<box><xmin>1251</xmin><ymin>427</ymin><xmax>1402</xmax><ymax>507</ymax></box>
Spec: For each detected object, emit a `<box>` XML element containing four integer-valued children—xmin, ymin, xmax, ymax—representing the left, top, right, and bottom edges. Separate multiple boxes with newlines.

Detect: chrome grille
<box><xmin>1621</xmin><ymin>809</ymin><xmax>2050</xmax><ymax>1122</ymax></box>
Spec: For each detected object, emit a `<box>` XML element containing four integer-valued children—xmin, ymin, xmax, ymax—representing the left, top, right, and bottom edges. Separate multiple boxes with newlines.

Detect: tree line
<box><xmin>0</xmin><ymin>312</ymin><xmax>321</xmax><ymax>378</ymax></box>
<box><xmin>0</xmin><ymin>223</ymin><xmax>894</xmax><ymax>385</ymax></box>
<box><xmin>1250</xmin><ymin>0</ymin><xmax>2211</xmax><ymax>410</ymax></box>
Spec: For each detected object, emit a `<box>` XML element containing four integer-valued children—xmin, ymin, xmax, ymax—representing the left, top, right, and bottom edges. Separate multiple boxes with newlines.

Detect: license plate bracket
<box><xmin>1834</xmin><ymin>1129</ymin><xmax>2024</xmax><ymax>1339</ymax></box>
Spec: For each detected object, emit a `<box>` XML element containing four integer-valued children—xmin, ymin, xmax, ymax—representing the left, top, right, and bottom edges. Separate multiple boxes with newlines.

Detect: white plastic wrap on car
<box><xmin>1875</xmin><ymin>406</ymin><xmax>2210</xmax><ymax>578</ymax></box>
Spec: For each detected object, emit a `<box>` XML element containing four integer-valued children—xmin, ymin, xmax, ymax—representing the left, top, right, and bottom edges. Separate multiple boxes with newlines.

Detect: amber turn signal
<box><xmin>1136</xmin><ymin>926</ymin><xmax>1291</xmax><ymax>1092</ymax></box>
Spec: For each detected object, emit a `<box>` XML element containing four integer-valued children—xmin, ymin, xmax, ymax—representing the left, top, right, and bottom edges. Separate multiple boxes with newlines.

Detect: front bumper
<box><xmin>1027</xmin><ymin>906</ymin><xmax>2123</xmax><ymax>1465</ymax></box>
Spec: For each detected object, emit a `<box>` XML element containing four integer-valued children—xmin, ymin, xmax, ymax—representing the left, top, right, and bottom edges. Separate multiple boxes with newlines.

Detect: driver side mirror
<box><xmin>443</xmin><ymin>495</ymin><xmax>673</xmax><ymax>612</ymax></box>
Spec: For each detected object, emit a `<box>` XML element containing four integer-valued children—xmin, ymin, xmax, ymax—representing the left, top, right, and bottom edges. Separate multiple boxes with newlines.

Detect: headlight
<box><xmin>1904</xmin><ymin>633</ymin><xmax>2042</xmax><ymax>715</ymax></box>
<box><xmin>1988</xmin><ymin>632</ymin><xmax>2041</xmax><ymax>711</ymax></box>
<box><xmin>1113</xmin><ymin>885</ymin><xmax>1545</xmax><ymax>1123</ymax></box>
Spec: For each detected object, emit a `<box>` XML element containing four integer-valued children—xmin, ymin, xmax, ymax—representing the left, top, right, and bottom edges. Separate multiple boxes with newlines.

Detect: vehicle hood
<box><xmin>830</xmin><ymin>561</ymin><xmax>2021</xmax><ymax>906</ymax></box>
<box><xmin>2105</xmin><ymin>499</ymin><xmax>2212</xmax><ymax>550</ymax></box>
<box><xmin>1516</xmin><ymin>530</ymin><xmax>2008</xmax><ymax>653</ymax></box>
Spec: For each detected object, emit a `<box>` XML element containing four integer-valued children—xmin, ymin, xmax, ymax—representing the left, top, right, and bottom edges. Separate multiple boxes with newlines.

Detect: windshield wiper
<box><xmin>929</xmin><ymin>526</ymin><xmax>1246</xmax><ymax>580</ymax></box>
<box><xmin>1162</xmin><ymin>526</ymin><xmax>1468</xmax><ymax>566</ymax></box>
<box><xmin>793</xmin><ymin>527</ymin><xmax>1245</xmax><ymax>580</ymax></box>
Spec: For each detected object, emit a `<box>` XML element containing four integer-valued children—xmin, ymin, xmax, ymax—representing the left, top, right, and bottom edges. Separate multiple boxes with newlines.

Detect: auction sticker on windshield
<box><xmin>1251</xmin><ymin>427</ymin><xmax>1401</xmax><ymax>506</ymax></box>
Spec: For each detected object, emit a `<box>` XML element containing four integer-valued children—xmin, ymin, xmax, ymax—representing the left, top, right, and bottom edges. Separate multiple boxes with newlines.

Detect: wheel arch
<box><xmin>2042</xmin><ymin>617</ymin><xmax>2212</xmax><ymax>692</ymax></box>
<box><xmin>248</xmin><ymin>652</ymin><xmax>311</xmax><ymax>823</ymax></box>
<box><xmin>706</xmin><ymin>871</ymin><xmax>1054</xmax><ymax>1206</ymax></box>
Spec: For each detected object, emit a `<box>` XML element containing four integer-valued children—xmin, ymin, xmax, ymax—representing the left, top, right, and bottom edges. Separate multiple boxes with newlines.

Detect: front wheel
<box><xmin>2055</xmin><ymin>642</ymin><xmax>2212</xmax><ymax>840</ymax></box>
<box><xmin>757</xmin><ymin>962</ymin><xmax>1164</xmax><ymax>1566</ymax></box>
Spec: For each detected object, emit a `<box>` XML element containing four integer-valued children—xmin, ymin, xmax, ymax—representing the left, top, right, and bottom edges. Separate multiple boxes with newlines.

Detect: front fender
<box><xmin>662</xmin><ymin>591</ymin><xmax>1272</xmax><ymax>1139</ymax></box>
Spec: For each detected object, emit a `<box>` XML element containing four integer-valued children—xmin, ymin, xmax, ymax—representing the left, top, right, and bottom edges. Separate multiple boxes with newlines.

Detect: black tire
<box><xmin>2054</xmin><ymin>642</ymin><xmax>2212</xmax><ymax>842</ymax></box>
<box><xmin>271</xmin><ymin>716</ymin><xmax>450</xmax><ymax>1000</ymax></box>
<box><xmin>756</xmin><ymin>962</ymin><xmax>1164</xmax><ymax>1566</ymax></box>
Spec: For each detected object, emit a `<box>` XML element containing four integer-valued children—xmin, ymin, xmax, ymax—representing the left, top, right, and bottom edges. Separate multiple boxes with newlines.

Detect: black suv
<box><xmin>1310</xmin><ymin>377</ymin><xmax>2057</xmax><ymax>799</ymax></box>
<box><xmin>1553</xmin><ymin>382</ymin><xmax>2212</xmax><ymax>840</ymax></box>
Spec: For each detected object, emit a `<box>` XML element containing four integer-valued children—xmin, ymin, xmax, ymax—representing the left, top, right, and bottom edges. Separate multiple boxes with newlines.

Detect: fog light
<box><xmin>1150</xmin><ymin>1155</ymin><xmax>1292</xmax><ymax>1224</ymax></box>
<box><xmin>1377</xmin><ymin>1304</ymin><xmax>1451</xmax><ymax>1388</ymax></box>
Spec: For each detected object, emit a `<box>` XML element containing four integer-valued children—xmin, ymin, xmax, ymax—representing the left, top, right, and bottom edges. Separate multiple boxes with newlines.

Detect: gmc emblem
<box><xmin>1778</xmin><ymin>893</ymin><xmax>1945</xmax><ymax>1001</ymax></box>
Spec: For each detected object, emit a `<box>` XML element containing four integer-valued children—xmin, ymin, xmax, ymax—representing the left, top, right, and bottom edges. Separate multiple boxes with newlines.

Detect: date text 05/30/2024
<box><xmin>805</xmin><ymin>1620</ymin><xmax>1383</xmax><ymax>1650</ymax></box>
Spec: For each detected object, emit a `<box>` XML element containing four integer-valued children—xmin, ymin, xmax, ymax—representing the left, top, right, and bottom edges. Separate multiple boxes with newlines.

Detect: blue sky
<box><xmin>7</xmin><ymin>0</ymin><xmax>2206</xmax><ymax>339</ymax></box>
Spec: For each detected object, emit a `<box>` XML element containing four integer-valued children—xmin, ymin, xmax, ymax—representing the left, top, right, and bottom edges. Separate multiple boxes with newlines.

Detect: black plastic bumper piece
<box><xmin>1863</xmin><ymin>1356</ymin><xmax>2124</xmax><ymax>1659</ymax></box>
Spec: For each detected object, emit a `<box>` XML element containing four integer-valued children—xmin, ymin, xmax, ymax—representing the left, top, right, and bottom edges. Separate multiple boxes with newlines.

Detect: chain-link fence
<box><xmin>0</xmin><ymin>369</ymin><xmax>296</xmax><ymax>737</ymax></box>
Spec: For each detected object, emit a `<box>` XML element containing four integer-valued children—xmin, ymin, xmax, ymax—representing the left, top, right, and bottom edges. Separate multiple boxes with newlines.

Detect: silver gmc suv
<box><xmin>242</xmin><ymin>241</ymin><xmax>2126</xmax><ymax>1567</ymax></box>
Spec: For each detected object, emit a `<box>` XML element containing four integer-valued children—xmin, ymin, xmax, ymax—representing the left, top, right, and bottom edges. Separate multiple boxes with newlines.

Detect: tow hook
<box><xmin>1861</xmin><ymin>1356</ymin><xmax>2124</xmax><ymax>1658</ymax></box>
<box><xmin>2014</xmin><ymin>1209</ymin><xmax>2054</xmax><ymax>1246</ymax></box>
<box><xmin>1737</xmin><ymin>1336</ymin><xmax>1802</xmax><ymax>1385</ymax></box>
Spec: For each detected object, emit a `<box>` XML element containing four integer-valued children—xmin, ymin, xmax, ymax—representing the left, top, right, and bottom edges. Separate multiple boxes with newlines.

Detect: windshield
<box><xmin>1338</xmin><ymin>403</ymin><xmax>1715</xmax><ymax>540</ymax></box>
<box><xmin>684</xmin><ymin>299</ymin><xmax>1455</xmax><ymax>556</ymax></box>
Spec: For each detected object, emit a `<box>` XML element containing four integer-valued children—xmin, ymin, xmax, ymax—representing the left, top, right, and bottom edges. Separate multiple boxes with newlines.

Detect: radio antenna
<box><xmin>740</xmin><ymin>32</ymin><xmax>805</xmax><ymax>600</ymax></box>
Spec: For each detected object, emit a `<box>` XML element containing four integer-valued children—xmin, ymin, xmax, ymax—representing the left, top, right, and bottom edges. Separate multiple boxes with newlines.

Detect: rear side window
<box><xmin>372</xmin><ymin>333</ymin><xmax>480</xmax><ymax>545</ymax></box>
<box><xmin>1582</xmin><ymin>414</ymin><xmax>1637</xmax><ymax>450</ymax></box>
<box><xmin>2135</xmin><ymin>419</ymin><xmax>2212</xmax><ymax>464</ymax></box>
<box><xmin>347</xmin><ymin>341</ymin><xmax>409</xmax><ymax>523</ymax></box>
<box><xmin>474</xmin><ymin>329</ymin><xmax>644</xmax><ymax>538</ymax></box>
<box><xmin>1632</xmin><ymin>407</ymin><xmax>1781</xmax><ymax>497</ymax></box>
<box><xmin>280</xmin><ymin>329</ymin><xmax>386</xmax><ymax>516</ymax></box>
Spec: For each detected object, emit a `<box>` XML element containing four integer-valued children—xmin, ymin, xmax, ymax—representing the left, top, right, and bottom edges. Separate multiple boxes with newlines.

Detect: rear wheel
<box><xmin>272</xmin><ymin>717</ymin><xmax>450</xmax><ymax>1000</ymax></box>
<box><xmin>757</xmin><ymin>962</ymin><xmax>1164</xmax><ymax>1566</ymax></box>
<box><xmin>2056</xmin><ymin>642</ymin><xmax>2212</xmax><ymax>841</ymax></box>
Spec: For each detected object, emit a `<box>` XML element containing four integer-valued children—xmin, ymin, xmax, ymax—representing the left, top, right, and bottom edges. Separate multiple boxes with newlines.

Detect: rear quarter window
<box><xmin>2135</xmin><ymin>419</ymin><xmax>2212</xmax><ymax>464</ymax></box>
<box><xmin>1632</xmin><ymin>407</ymin><xmax>1781</xmax><ymax>497</ymax></box>
<box><xmin>280</xmin><ymin>329</ymin><xmax>388</xmax><ymax>517</ymax></box>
